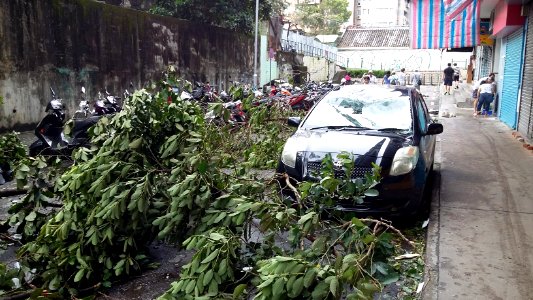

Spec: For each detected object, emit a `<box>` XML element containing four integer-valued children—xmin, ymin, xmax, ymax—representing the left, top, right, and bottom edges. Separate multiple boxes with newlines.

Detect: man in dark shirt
<box><xmin>443</xmin><ymin>63</ymin><xmax>455</xmax><ymax>95</ymax></box>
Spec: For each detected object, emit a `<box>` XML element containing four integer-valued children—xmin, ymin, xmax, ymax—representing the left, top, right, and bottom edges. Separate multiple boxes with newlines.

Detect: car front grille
<box><xmin>306</xmin><ymin>161</ymin><xmax>374</xmax><ymax>179</ymax></box>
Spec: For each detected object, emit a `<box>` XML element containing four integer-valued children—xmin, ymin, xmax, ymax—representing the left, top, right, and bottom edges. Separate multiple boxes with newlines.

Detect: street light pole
<box><xmin>253</xmin><ymin>0</ymin><xmax>259</xmax><ymax>90</ymax></box>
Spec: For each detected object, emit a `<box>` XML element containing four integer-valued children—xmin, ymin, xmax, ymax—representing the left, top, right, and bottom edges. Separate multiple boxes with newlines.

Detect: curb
<box><xmin>421</xmin><ymin>162</ymin><xmax>441</xmax><ymax>300</ymax></box>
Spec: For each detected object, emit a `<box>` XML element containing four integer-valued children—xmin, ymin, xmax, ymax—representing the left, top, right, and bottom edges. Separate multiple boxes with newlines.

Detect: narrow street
<box><xmin>424</xmin><ymin>84</ymin><xmax>533</xmax><ymax>299</ymax></box>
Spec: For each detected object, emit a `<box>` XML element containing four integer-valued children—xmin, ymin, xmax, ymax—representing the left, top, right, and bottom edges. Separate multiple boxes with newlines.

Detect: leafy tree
<box><xmin>149</xmin><ymin>0</ymin><xmax>287</xmax><ymax>34</ymax></box>
<box><xmin>294</xmin><ymin>0</ymin><xmax>351</xmax><ymax>35</ymax></box>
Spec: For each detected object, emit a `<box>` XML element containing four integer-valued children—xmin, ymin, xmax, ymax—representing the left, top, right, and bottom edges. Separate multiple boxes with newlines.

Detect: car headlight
<box><xmin>389</xmin><ymin>146</ymin><xmax>419</xmax><ymax>176</ymax></box>
<box><xmin>281</xmin><ymin>138</ymin><xmax>300</xmax><ymax>168</ymax></box>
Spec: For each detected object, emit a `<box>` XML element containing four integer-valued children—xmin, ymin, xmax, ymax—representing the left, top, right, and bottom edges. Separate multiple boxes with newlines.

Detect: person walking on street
<box><xmin>443</xmin><ymin>63</ymin><xmax>454</xmax><ymax>95</ymax></box>
<box><xmin>344</xmin><ymin>73</ymin><xmax>352</xmax><ymax>85</ymax></box>
<box><xmin>411</xmin><ymin>70</ymin><xmax>422</xmax><ymax>90</ymax></box>
<box><xmin>397</xmin><ymin>68</ymin><xmax>406</xmax><ymax>86</ymax></box>
<box><xmin>383</xmin><ymin>71</ymin><xmax>391</xmax><ymax>86</ymax></box>
<box><xmin>367</xmin><ymin>70</ymin><xmax>377</xmax><ymax>84</ymax></box>
<box><xmin>453</xmin><ymin>63</ymin><xmax>461</xmax><ymax>89</ymax></box>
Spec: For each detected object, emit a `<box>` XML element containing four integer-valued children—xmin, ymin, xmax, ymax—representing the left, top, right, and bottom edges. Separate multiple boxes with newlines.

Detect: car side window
<box><xmin>416</xmin><ymin>97</ymin><xmax>428</xmax><ymax>134</ymax></box>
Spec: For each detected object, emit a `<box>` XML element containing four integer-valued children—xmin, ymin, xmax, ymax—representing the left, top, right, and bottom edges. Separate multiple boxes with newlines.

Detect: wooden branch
<box><xmin>0</xmin><ymin>187</ymin><xmax>28</xmax><ymax>197</ymax></box>
<box><xmin>359</xmin><ymin>218</ymin><xmax>415</xmax><ymax>247</ymax></box>
<box><xmin>282</xmin><ymin>173</ymin><xmax>301</xmax><ymax>208</ymax></box>
<box><xmin>0</xmin><ymin>233</ymin><xmax>22</xmax><ymax>245</ymax></box>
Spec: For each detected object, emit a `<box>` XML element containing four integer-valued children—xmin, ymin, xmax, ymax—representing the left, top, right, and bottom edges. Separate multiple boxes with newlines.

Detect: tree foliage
<box><xmin>294</xmin><ymin>0</ymin><xmax>351</xmax><ymax>35</ymax></box>
<box><xmin>0</xmin><ymin>132</ymin><xmax>27</xmax><ymax>170</ymax></box>
<box><xmin>149</xmin><ymin>0</ymin><xmax>287</xmax><ymax>34</ymax></box>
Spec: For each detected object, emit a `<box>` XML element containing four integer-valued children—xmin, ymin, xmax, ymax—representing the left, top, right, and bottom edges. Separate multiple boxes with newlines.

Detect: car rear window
<box><xmin>301</xmin><ymin>86</ymin><xmax>413</xmax><ymax>131</ymax></box>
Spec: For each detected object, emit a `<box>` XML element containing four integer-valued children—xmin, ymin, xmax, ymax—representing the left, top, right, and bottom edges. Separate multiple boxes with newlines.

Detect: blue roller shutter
<box><xmin>499</xmin><ymin>28</ymin><xmax>525</xmax><ymax>128</ymax></box>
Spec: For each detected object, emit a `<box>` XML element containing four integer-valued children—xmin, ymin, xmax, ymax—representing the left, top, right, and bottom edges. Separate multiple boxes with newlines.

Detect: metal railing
<box><xmin>280</xmin><ymin>38</ymin><xmax>348</xmax><ymax>67</ymax></box>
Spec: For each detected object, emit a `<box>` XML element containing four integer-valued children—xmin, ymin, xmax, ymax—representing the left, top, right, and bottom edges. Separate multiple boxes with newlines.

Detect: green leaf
<box><xmin>217</xmin><ymin>258</ymin><xmax>227</xmax><ymax>276</ymax></box>
<box><xmin>297</xmin><ymin>212</ymin><xmax>316</xmax><ymax>225</ymax></box>
<box><xmin>351</xmin><ymin>217</ymin><xmax>365</xmax><ymax>228</ymax></box>
<box><xmin>303</xmin><ymin>268</ymin><xmax>316</xmax><ymax>288</ymax></box>
<box><xmin>329</xmin><ymin>276</ymin><xmax>339</xmax><ymax>296</ymax></box>
<box><xmin>209</xmin><ymin>232</ymin><xmax>226</xmax><ymax>241</ymax></box>
<box><xmin>129</xmin><ymin>137</ymin><xmax>143</xmax><ymax>149</ymax></box>
<box><xmin>291</xmin><ymin>277</ymin><xmax>304</xmax><ymax>297</ymax></box>
<box><xmin>232</xmin><ymin>283</ymin><xmax>247</xmax><ymax>299</ymax></box>
<box><xmin>380</xmin><ymin>271</ymin><xmax>400</xmax><ymax>285</ymax></box>
<box><xmin>272</xmin><ymin>277</ymin><xmax>285</xmax><ymax>296</ymax></box>
<box><xmin>185</xmin><ymin>279</ymin><xmax>196</xmax><ymax>294</ymax></box>
<box><xmin>25</xmin><ymin>211</ymin><xmax>37</xmax><ymax>221</ymax></box>
<box><xmin>208</xmin><ymin>279</ymin><xmax>218</xmax><ymax>294</ymax></box>
<box><xmin>18</xmin><ymin>164</ymin><xmax>30</xmax><ymax>172</ymax></box>
<box><xmin>200</xmin><ymin>249</ymin><xmax>219</xmax><ymax>264</ymax></box>
<box><xmin>74</xmin><ymin>269</ymin><xmax>85</xmax><ymax>282</ymax></box>
<box><xmin>203</xmin><ymin>269</ymin><xmax>214</xmax><ymax>286</ymax></box>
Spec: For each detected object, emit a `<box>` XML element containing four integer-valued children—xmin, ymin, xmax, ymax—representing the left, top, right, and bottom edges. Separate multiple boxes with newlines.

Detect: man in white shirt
<box><xmin>453</xmin><ymin>63</ymin><xmax>461</xmax><ymax>89</ymax></box>
<box><xmin>472</xmin><ymin>73</ymin><xmax>496</xmax><ymax>115</ymax></box>
<box><xmin>476</xmin><ymin>77</ymin><xmax>495</xmax><ymax>116</ymax></box>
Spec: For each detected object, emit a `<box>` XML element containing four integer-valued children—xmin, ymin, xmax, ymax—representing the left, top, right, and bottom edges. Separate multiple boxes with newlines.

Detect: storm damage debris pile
<box><xmin>0</xmin><ymin>73</ymin><xmax>423</xmax><ymax>299</ymax></box>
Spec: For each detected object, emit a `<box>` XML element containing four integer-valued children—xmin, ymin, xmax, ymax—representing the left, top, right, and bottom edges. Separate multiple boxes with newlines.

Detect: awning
<box><xmin>410</xmin><ymin>0</ymin><xmax>481</xmax><ymax>49</ymax></box>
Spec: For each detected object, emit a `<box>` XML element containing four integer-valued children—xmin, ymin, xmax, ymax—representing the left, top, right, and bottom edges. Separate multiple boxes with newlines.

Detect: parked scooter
<box><xmin>73</xmin><ymin>87</ymin><xmax>91</xmax><ymax>120</ymax></box>
<box><xmin>29</xmin><ymin>88</ymin><xmax>68</xmax><ymax>157</ymax></box>
<box><xmin>94</xmin><ymin>89</ymin><xmax>122</xmax><ymax>116</ymax></box>
<box><xmin>29</xmin><ymin>87</ymin><xmax>101</xmax><ymax>157</ymax></box>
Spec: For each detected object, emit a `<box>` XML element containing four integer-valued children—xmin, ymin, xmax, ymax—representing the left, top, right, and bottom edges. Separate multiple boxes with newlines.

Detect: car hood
<box><xmin>288</xmin><ymin>129</ymin><xmax>411</xmax><ymax>162</ymax></box>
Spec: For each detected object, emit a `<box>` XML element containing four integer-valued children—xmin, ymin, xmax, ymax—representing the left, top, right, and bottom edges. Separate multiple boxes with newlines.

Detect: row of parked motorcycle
<box><xmin>29</xmin><ymin>86</ymin><xmax>128</xmax><ymax>157</ymax></box>
<box><xmin>28</xmin><ymin>79</ymin><xmax>337</xmax><ymax>158</ymax></box>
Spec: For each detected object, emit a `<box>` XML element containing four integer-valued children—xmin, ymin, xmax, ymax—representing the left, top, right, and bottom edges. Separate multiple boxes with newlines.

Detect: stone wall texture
<box><xmin>0</xmin><ymin>0</ymin><xmax>254</xmax><ymax>131</ymax></box>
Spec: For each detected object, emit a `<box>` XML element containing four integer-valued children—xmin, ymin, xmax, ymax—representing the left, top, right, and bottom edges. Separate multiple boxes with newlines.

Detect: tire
<box><xmin>416</xmin><ymin>165</ymin><xmax>435</xmax><ymax>220</ymax></box>
<box><xmin>29</xmin><ymin>140</ymin><xmax>46</xmax><ymax>157</ymax></box>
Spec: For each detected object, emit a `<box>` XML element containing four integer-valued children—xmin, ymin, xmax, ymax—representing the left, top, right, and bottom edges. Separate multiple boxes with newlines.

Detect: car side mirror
<box><xmin>287</xmin><ymin>117</ymin><xmax>301</xmax><ymax>127</ymax></box>
<box><xmin>426</xmin><ymin>123</ymin><xmax>443</xmax><ymax>135</ymax></box>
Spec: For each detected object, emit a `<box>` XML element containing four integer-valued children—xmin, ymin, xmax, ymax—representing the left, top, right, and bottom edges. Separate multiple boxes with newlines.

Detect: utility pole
<box><xmin>253</xmin><ymin>0</ymin><xmax>259</xmax><ymax>89</ymax></box>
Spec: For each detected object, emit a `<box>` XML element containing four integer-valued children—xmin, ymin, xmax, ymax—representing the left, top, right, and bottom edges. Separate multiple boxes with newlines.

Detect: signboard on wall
<box><xmin>480</xmin><ymin>19</ymin><xmax>493</xmax><ymax>46</ymax></box>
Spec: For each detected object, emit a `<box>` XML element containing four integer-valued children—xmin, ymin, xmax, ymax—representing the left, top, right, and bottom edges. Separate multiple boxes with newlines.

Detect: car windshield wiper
<box><xmin>308</xmin><ymin>125</ymin><xmax>371</xmax><ymax>131</ymax></box>
<box><xmin>376</xmin><ymin>127</ymin><xmax>409</xmax><ymax>132</ymax></box>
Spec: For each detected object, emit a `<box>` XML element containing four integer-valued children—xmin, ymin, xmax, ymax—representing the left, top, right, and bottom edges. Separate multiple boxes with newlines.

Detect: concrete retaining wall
<box><xmin>0</xmin><ymin>0</ymin><xmax>254</xmax><ymax>131</ymax></box>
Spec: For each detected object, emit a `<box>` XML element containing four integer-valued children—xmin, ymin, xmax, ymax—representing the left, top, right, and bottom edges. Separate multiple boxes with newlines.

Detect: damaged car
<box><xmin>277</xmin><ymin>85</ymin><xmax>443</xmax><ymax>218</ymax></box>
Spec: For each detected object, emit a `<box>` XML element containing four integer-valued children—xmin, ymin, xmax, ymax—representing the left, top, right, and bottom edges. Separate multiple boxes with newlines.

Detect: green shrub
<box><xmin>347</xmin><ymin>69</ymin><xmax>386</xmax><ymax>78</ymax></box>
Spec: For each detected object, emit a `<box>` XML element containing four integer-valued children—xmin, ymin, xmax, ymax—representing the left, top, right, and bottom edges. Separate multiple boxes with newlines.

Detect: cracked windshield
<box><xmin>302</xmin><ymin>87</ymin><xmax>412</xmax><ymax>131</ymax></box>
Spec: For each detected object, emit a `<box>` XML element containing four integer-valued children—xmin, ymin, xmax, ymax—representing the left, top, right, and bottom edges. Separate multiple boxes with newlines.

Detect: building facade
<box><xmin>353</xmin><ymin>0</ymin><xmax>409</xmax><ymax>28</ymax></box>
<box><xmin>338</xmin><ymin>27</ymin><xmax>471</xmax><ymax>71</ymax></box>
<box><xmin>473</xmin><ymin>1</ymin><xmax>530</xmax><ymax>138</ymax></box>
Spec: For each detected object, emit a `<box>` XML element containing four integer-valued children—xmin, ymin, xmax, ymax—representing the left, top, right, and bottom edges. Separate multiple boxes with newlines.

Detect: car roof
<box><xmin>336</xmin><ymin>84</ymin><xmax>417</xmax><ymax>94</ymax></box>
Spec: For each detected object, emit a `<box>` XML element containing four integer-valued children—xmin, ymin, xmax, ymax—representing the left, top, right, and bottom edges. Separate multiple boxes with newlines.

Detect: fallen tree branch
<box><xmin>0</xmin><ymin>233</ymin><xmax>22</xmax><ymax>245</ymax></box>
<box><xmin>0</xmin><ymin>186</ymin><xmax>29</xmax><ymax>197</ymax></box>
<box><xmin>359</xmin><ymin>218</ymin><xmax>415</xmax><ymax>247</ymax></box>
